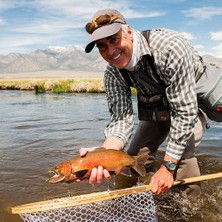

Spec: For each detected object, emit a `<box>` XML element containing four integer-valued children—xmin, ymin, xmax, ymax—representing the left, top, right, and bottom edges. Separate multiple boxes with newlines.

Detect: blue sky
<box><xmin>0</xmin><ymin>0</ymin><xmax>222</xmax><ymax>57</ymax></box>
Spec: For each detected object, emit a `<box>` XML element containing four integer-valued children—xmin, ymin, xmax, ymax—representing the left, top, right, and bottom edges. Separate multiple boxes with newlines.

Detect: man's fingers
<box><xmin>79</xmin><ymin>147</ymin><xmax>99</xmax><ymax>157</ymax></box>
<box><xmin>96</xmin><ymin>166</ymin><xmax>104</xmax><ymax>183</ymax></box>
<box><xmin>88</xmin><ymin>167</ymin><xmax>104</xmax><ymax>184</ymax></box>
<box><xmin>150</xmin><ymin>175</ymin><xmax>171</xmax><ymax>195</ymax></box>
<box><xmin>150</xmin><ymin>177</ymin><xmax>159</xmax><ymax>194</ymax></box>
<box><xmin>89</xmin><ymin>168</ymin><xmax>98</xmax><ymax>184</ymax></box>
<box><xmin>103</xmin><ymin>169</ymin><xmax>111</xmax><ymax>181</ymax></box>
<box><xmin>88</xmin><ymin>167</ymin><xmax>111</xmax><ymax>185</ymax></box>
<box><xmin>79</xmin><ymin>148</ymin><xmax>88</xmax><ymax>157</ymax></box>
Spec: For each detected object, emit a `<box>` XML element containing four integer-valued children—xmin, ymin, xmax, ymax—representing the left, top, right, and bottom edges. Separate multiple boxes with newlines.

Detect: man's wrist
<box><xmin>102</xmin><ymin>137</ymin><xmax>123</xmax><ymax>150</ymax></box>
<box><xmin>162</xmin><ymin>161</ymin><xmax>177</xmax><ymax>173</ymax></box>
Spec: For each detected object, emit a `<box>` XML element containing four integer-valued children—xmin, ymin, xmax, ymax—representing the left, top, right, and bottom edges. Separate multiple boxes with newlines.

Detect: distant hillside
<box><xmin>0</xmin><ymin>46</ymin><xmax>107</xmax><ymax>73</ymax></box>
<box><xmin>202</xmin><ymin>54</ymin><xmax>222</xmax><ymax>69</ymax></box>
<box><xmin>0</xmin><ymin>46</ymin><xmax>221</xmax><ymax>74</ymax></box>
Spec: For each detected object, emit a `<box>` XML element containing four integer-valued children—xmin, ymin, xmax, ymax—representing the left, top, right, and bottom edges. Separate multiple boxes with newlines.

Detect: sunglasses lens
<box><xmin>85</xmin><ymin>22</ymin><xmax>93</xmax><ymax>34</ymax></box>
<box><xmin>86</xmin><ymin>14</ymin><xmax>121</xmax><ymax>34</ymax></box>
<box><xmin>96</xmin><ymin>14</ymin><xmax>111</xmax><ymax>26</ymax></box>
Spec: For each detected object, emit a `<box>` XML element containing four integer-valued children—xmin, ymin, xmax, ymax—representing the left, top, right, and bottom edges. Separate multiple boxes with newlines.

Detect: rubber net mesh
<box><xmin>20</xmin><ymin>191</ymin><xmax>157</xmax><ymax>222</ymax></box>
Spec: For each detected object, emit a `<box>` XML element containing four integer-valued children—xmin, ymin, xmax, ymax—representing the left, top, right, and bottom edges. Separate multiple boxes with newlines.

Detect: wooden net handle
<box><xmin>12</xmin><ymin>172</ymin><xmax>222</xmax><ymax>214</ymax></box>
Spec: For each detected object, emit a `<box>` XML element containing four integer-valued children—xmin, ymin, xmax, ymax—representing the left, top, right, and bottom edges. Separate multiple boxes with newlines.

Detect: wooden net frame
<box><xmin>12</xmin><ymin>172</ymin><xmax>222</xmax><ymax>215</ymax></box>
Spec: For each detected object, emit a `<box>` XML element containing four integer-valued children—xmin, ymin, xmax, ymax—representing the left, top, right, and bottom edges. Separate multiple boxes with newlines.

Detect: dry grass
<box><xmin>0</xmin><ymin>78</ymin><xmax>105</xmax><ymax>93</ymax></box>
<box><xmin>0</xmin><ymin>77</ymin><xmax>137</xmax><ymax>95</ymax></box>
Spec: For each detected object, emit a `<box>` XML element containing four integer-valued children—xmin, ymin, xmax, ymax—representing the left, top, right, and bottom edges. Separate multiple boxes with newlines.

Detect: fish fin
<box><xmin>108</xmin><ymin>170</ymin><xmax>116</xmax><ymax>176</ymax></box>
<box><xmin>113</xmin><ymin>167</ymin><xmax>132</xmax><ymax>177</ymax></box>
<box><xmin>120</xmin><ymin>167</ymin><xmax>132</xmax><ymax>177</ymax></box>
<box><xmin>74</xmin><ymin>169</ymin><xmax>88</xmax><ymax>178</ymax></box>
<box><xmin>132</xmin><ymin>153</ymin><xmax>152</xmax><ymax>177</ymax></box>
<box><xmin>144</xmin><ymin>156</ymin><xmax>155</xmax><ymax>166</ymax></box>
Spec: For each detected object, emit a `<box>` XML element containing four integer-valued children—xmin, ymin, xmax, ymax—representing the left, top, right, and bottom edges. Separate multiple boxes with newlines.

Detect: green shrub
<box><xmin>34</xmin><ymin>84</ymin><xmax>46</xmax><ymax>93</ymax></box>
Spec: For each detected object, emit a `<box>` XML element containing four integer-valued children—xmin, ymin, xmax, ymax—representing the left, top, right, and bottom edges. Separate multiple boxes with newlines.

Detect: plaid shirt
<box><xmin>103</xmin><ymin>28</ymin><xmax>205</xmax><ymax>160</ymax></box>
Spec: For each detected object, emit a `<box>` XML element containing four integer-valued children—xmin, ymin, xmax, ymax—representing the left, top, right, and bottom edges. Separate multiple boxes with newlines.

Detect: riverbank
<box><xmin>0</xmin><ymin>70</ymin><xmax>138</xmax><ymax>94</ymax></box>
<box><xmin>0</xmin><ymin>70</ymin><xmax>106</xmax><ymax>93</ymax></box>
<box><xmin>0</xmin><ymin>71</ymin><xmax>138</xmax><ymax>95</ymax></box>
<box><xmin>0</xmin><ymin>78</ymin><xmax>106</xmax><ymax>93</ymax></box>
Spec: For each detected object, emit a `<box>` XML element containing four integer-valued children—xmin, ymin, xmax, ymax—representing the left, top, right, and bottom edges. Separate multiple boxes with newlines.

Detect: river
<box><xmin>0</xmin><ymin>90</ymin><xmax>221</xmax><ymax>222</ymax></box>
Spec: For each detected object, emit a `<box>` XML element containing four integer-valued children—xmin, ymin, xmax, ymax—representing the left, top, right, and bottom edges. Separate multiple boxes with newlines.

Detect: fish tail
<box><xmin>132</xmin><ymin>153</ymin><xmax>151</xmax><ymax>177</ymax></box>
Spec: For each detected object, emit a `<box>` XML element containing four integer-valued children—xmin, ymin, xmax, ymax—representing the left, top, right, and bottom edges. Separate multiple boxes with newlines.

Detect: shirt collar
<box><xmin>125</xmin><ymin>30</ymin><xmax>150</xmax><ymax>71</ymax></box>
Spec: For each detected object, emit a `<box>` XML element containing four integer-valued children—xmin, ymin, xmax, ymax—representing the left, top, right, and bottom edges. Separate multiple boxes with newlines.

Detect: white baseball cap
<box><xmin>85</xmin><ymin>9</ymin><xmax>127</xmax><ymax>53</ymax></box>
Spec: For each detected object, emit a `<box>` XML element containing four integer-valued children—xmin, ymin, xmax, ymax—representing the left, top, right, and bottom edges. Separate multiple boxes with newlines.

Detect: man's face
<box><xmin>96</xmin><ymin>26</ymin><xmax>133</xmax><ymax>69</ymax></box>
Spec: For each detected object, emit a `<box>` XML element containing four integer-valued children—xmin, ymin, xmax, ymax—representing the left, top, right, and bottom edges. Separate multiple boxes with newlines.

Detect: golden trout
<box><xmin>47</xmin><ymin>147</ymin><xmax>151</xmax><ymax>183</ymax></box>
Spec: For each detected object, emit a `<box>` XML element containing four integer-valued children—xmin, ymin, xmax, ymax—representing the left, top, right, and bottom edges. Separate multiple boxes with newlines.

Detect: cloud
<box><xmin>30</xmin><ymin>0</ymin><xmax>166</xmax><ymax>20</ymax></box>
<box><xmin>210</xmin><ymin>31</ymin><xmax>222</xmax><ymax>41</ymax></box>
<box><xmin>0</xmin><ymin>17</ymin><xmax>6</xmax><ymax>25</ymax></box>
<box><xmin>193</xmin><ymin>44</ymin><xmax>204</xmax><ymax>50</ymax></box>
<box><xmin>4</xmin><ymin>0</ymin><xmax>165</xmax><ymax>35</ymax></box>
<box><xmin>0</xmin><ymin>1</ymin><xmax>15</xmax><ymax>11</ymax></box>
<box><xmin>0</xmin><ymin>0</ymin><xmax>166</xmax><ymax>54</ymax></box>
<box><xmin>180</xmin><ymin>32</ymin><xmax>196</xmax><ymax>40</ymax></box>
<box><xmin>11</xmin><ymin>17</ymin><xmax>79</xmax><ymax>34</ymax></box>
<box><xmin>1</xmin><ymin>0</ymin><xmax>221</xmax><ymax>57</ymax></box>
<box><xmin>183</xmin><ymin>6</ymin><xmax>222</xmax><ymax>20</ymax></box>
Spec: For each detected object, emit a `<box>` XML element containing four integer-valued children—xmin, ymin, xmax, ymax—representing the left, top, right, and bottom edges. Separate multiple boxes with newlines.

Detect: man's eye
<box><xmin>96</xmin><ymin>44</ymin><xmax>104</xmax><ymax>50</ymax></box>
<box><xmin>110</xmin><ymin>37</ymin><xmax>119</xmax><ymax>44</ymax></box>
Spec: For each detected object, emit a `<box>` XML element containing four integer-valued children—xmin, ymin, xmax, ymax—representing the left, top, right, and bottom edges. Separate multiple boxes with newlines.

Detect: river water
<box><xmin>0</xmin><ymin>90</ymin><xmax>221</xmax><ymax>222</ymax></box>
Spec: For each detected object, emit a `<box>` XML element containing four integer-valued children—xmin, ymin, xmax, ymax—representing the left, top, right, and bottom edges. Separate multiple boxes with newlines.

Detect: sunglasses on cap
<box><xmin>85</xmin><ymin>14</ymin><xmax>124</xmax><ymax>34</ymax></box>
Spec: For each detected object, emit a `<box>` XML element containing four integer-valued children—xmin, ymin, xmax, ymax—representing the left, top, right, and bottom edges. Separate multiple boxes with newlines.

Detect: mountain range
<box><xmin>0</xmin><ymin>46</ymin><xmax>107</xmax><ymax>73</ymax></box>
<box><xmin>0</xmin><ymin>46</ymin><xmax>221</xmax><ymax>73</ymax></box>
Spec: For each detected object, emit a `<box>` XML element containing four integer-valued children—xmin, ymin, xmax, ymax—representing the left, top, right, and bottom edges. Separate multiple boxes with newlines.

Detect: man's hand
<box><xmin>88</xmin><ymin>166</ymin><xmax>111</xmax><ymax>184</ymax></box>
<box><xmin>79</xmin><ymin>146</ymin><xmax>98</xmax><ymax>157</ymax></box>
<box><xmin>149</xmin><ymin>165</ymin><xmax>174</xmax><ymax>195</ymax></box>
<box><xmin>79</xmin><ymin>146</ymin><xmax>112</xmax><ymax>184</ymax></box>
<box><xmin>79</xmin><ymin>137</ymin><xmax>123</xmax><ymax>184</ymax></box>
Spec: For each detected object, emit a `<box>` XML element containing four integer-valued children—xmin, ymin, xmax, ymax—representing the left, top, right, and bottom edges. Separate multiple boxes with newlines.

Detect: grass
<box><xmin>0</xmin><ymin>78</ymin><xmax>103</xmax><ymax>93</ymax></box>
<box><xmin>0</xmin><ymin>78</ymin><xmax>137</xmax><ymax>95</ymax></box>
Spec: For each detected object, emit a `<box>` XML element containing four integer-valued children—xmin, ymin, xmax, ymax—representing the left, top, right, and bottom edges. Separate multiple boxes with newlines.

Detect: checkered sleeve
<box><xmin>103</xmin><ymin>65</ymin><xmax>134</xmax><ymax>146</ymax></box>
<box><xmin>156</xmin><ymin>33</ymin><xmax>198</xmax><ymax>159</ymax></box>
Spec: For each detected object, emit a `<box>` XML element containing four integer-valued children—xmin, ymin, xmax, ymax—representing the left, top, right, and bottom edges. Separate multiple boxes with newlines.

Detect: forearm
<box><xmin>104</xmin><ymin>114</ymin><xmax>134</xmax><ymax>147</ymax></box>
<box><xmin>166</xmin><ymin>110</ymin><xmax>197</xmax><ymax>160</ymax></box>
<box><xmin>101</xmin><ymin>136</ymin><xmax>123</xmax><ymax>150</ymax></box>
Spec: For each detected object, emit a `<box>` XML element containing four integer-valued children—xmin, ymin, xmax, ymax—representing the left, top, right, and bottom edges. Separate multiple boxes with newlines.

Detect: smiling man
<box><xmin>80</xmin><ymin>8</ymin><xmax>208</xmax><ymax>196</ymax></box>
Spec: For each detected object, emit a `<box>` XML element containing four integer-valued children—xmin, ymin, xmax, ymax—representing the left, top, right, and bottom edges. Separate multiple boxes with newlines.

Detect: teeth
<box><xmin>113</xmin><ymin>54</ymin><xmax>120</xmax><ymax>60</ymax></box>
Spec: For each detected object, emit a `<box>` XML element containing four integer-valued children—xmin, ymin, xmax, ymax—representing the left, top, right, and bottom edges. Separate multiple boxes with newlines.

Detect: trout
<box><xmin>47</xmin><ymin>147</ymin><xmax>151</xmax><ymax>183</ymax></box>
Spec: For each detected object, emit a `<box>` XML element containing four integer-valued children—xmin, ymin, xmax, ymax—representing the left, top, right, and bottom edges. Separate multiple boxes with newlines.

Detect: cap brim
<box><xmin>85</xmin><ymin>23</ymin><xmax>122</xmax><ymax>53</ymax></box>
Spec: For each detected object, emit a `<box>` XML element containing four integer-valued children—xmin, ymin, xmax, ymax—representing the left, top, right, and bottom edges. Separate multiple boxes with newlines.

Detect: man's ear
<box><xmin>127</xmin><ymin>26</ymin><xmax>133</xmax><ymax>40</ymax></box>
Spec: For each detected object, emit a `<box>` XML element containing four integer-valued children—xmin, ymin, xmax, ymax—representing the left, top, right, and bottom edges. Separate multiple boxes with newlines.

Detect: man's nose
<box><xmin>106</xmin><ymin>44</ymin><xmax>116</xmax><ymax>56</ymax></box>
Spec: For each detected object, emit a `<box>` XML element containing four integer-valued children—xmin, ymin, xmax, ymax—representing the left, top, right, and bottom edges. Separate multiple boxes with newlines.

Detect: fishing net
<box><xmin>17</xmin><ymin>191</ymin><xmax>157</xmax><ymax>222</ymax></box>
<box><xmin>12</xmin><ymin>172</ymin><xmax>222</xmax><ymax>222</ymax></box>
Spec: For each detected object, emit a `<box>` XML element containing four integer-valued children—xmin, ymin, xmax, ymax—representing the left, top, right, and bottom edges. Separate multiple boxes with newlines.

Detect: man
<box><xmin>80</xmin><ymin>8</ymin><xmax>208</xmax><ymax>195</ymax></box>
